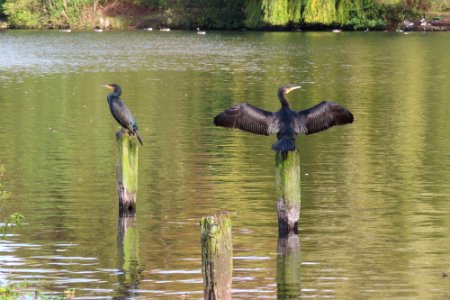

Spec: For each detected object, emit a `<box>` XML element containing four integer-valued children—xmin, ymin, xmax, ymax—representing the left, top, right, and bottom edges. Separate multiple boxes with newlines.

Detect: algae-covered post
<box><xmin>116</xmin><ymin>129</ymin><xmax>139</xmax><ymax>216</ymax></box>
<box><xmin>276</xmin><ymin>151</ymin><xmax>301</xmax><ymax>236</ymax></box>
<box><xmin>200</xmin><ymin>211</ymin><xmax>233</xmax><ymax>300</ymax></box>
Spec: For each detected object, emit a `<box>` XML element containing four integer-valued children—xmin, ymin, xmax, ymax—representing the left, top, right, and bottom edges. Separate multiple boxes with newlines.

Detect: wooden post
<box><xmin>276</xmin><ymin>233</ymin><xmax>301</xmax><ymax>298</ymax></box>
<box><xmin>116</xmin><ymin>129</ymin><xmax>139</xmax><ymax>216</ymax></box>
<box><xmin>275</xmin><ymin>151</ymin><xmax>301</xmax><ymax>236</ymax></box>
<box><xmin>200</xmin><ymin>211</ymin><xmax>233</xmax><ymax>300</ymax></box>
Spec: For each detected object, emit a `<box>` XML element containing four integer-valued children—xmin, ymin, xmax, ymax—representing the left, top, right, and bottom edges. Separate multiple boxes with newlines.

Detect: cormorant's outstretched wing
<box><xmin>297</xmin><ymin>101</ymin><xmax>353</xmax><ymax>135</ymax></box>
<box><xmin>214</xmin><ymin>103</ymin><xmax>277</xmax><ymax>135</ymax></box>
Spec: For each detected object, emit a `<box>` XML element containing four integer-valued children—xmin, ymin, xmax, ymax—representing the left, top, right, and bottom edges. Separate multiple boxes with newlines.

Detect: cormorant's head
<box><xmin>279</xmin><ymin>85</ymin><xmax>301</xmax><ymax>95</ymax></box>
<box><xmin>278</xmin><ymin>85</ymin><xmax>301</xmax><ymax>103</ymax></box>
<box><xmin>104</xmin><ymin>83</ymin><xmax>121</xmax><ymax>95</ymax></box>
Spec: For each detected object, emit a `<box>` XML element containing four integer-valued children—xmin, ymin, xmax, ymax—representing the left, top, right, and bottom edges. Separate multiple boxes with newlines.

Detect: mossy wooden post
<box><xmin>116</xmin><ymin>129</ymin><xmax>139</xmax><ymax>216</ymax></box>
<box><xmin>275</xmin><ymin>151</ymin><xmax>301</xmax><ymax>236</ymax></box>
<box><xmin>200</xmin><ymin>211</ymin><xmax>233</xmax><ymax>300</ymax></box>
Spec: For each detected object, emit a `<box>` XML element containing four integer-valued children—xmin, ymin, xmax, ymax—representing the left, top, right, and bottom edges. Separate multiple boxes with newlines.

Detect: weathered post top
<box><xmin>200</xmin><ymin>211</ymin><xmax>233</xmax><ymax>300</ymax></box>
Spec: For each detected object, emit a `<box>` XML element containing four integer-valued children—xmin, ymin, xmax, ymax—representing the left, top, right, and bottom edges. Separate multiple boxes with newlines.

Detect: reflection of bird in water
<box><xmin>214</xmin><ymin>85</ymin><xmax>353</xmax><ymax>152</ymax></box>
<box><xmin>104</xmin><ymin>84</ymin><xmax>143</xmax><ymax>146</ymax></box>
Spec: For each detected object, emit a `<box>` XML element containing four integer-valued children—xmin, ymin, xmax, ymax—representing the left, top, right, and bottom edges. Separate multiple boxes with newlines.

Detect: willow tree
<box><xmin>288</xmin><ymin>0</ymin><xmax>302</xmax><ymax>24</ymax></box>
<box><xmin>262</xmin><ymin>0</ymin><xmax>289</xmax><ymax>25</ymax></box>
<box><xmin>245</xmin><ymin>0</ymin><xmax>302</xmax><ymax>28</ymax></box>
<box><xmin>303</xmin><ymin>0</ymin><xmax>337</xmax><ymax>25</ymax></box>
<box><xmin>244</xmin><ymin>0</ymin><xmax>264</xmax><ymax>28</ymax></box>
<box><xmin>336</xmin><ymin>0</ymin><xmax>352</xmax><ymax>25</ymax></box>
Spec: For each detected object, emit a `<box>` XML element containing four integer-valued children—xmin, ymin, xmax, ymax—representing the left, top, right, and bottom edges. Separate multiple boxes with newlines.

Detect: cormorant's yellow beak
<box><xmin>103</xmin><ymin>84</ymin><xmax>114</xmax><ymax>90</ymax></box>
<box><xmin>286</xmin><ymin>86</ymin><xmax>301</xmax><ymax>94</ymax></box>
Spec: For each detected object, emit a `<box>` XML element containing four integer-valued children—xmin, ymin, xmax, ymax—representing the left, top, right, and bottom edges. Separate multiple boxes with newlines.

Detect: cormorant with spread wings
<box><xmin>213</xmin><ymin>85</ymin><xmax>353</xmax><ymax>152</ymax></box>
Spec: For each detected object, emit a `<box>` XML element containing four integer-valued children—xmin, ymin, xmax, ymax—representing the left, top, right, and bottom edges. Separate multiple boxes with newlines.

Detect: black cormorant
<box><xmin>213</xmin><ymin>85</ymin><xmax>353</xmax><ymax>152</ymax></box>
<box><xmin>104</xmin><ymin>84</ymin><xmax>143</xmax><ymax>146</ymax></box>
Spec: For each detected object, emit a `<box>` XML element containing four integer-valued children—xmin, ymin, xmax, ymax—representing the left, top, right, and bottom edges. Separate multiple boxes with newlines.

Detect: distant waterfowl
<box><xmin>94</xmin><ymin>27</ymin><xmax>103</xmax><ymax>32</ymax></box>
<box><xmin>60</xmin><ymin>28</ymin><xmax>71</xmax><ymax>33</ymax></box>
<box><xmin>144</xmin><ymin>27</ymin><xmax>153</xmax><ymax>31</ymax></box>
<box><xmin>420</xmin><ymin>17</ymin><xmax>428</xmax><ymax>26</ymax></box>
<box><xmin>104</xmin><ymin>84</ymin><xmax>143</xmax><ymax>146</ymax></box>
<box><xmin>197</xmin><ymin>28</ymin><xmax>206</xmax><ymax>35</ymax></box>
<box><xmin>214</xmin><ymin>85</ymin><xmax>353</xmax><ymax>152</ymax></box>
<box><xmin>160</xmin><ymin>27</ymin><xmax>171</xmax><ymax>32</ymax></box>
<box><xmin>403</xmin><ymin>20</ymin><xmax>414</xmax><ymax>29</ymax></box>
<box><xmin>332</xmin><ymin>29</ymin><xmax>342</xmax><ymax>33</ymax></box>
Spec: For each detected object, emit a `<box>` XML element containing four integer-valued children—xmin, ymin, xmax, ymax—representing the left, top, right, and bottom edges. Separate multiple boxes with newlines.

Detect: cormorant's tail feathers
<box><xmin>136</xmin><ymin>130</ymin><xmax>143</xmax><ymax>146</ymax></box>
<box><xmin>132</xmin><ymin>125</ymin><xmax>143</xmax><ymax>146</ymax></box>
<box><xmin>272</xmin><ymin>139</ymin><xmax>296</xmax><ymax>152</ymax></box>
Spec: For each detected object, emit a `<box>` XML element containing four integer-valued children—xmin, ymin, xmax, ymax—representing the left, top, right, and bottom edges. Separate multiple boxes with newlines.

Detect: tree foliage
<box><xmin>3</xmin><ymin>0</ymin><xmax>92</xmax><ymax>28</ymax></box>
<box><xmin>182</xmin><ymin>0</ymin><xmax>245</xmax><ymax>29</ymax></box>
<box><xmin>243</xmin><ymin>0</ymin><xmax>431</xmax><ymax>29</ymax></box>
<box><xmin>262</xmin><ymin>0</ymin><xmax>290</xmax><ymax>25</ymax></box>
<box><xmin>303</xmin><ymin>0</ymin><xmax>337</xmax><ymax>24</ymax></box>
<box><xmin>0</xmin><ymin>0</ymin><xmax>436</xmax><ymax>29</ymax></box>
<box><xmin>3</xmin><ymin>0</ymin><xmax>42</xmax><ymax>28</ymax></box>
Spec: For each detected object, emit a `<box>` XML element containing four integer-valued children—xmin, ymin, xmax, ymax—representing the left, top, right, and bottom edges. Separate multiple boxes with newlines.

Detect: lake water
<box><xmin>1</xmin><ymin>29</ymin><xmax>450</xmax><ymax>299</ymax></box>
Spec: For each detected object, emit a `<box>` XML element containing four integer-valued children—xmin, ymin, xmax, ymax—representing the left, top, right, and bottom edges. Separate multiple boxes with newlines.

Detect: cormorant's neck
<box><xmin>278</xmin><ymin>91</ymin><xmax>290</xmax><ymax>108</ymax></box>
<box><xmin>112</xmin><ymin>87</ymin><xmax>121</xmax><ymax>97</ymax></box>
<box><xmin>107</xmin><ymin>91</ymin><xmax>120</xmax><ymax>103</ymax></box>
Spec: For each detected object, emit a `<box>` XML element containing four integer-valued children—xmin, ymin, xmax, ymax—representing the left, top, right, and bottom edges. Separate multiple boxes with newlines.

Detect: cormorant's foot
<box><xmin>115</xmin><ymin>128</ymin><xmax>127</xmax><ymax>140</ymax></box>
<box><xmin>115</xmin><ymin>131</ymin><xmax>121</xmax><ymax>140</ymax></box>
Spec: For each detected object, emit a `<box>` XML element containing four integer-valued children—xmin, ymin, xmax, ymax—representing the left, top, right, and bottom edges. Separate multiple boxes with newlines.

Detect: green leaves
<box><xmin>1</xmin><ymin>212</ymin><xmax>24</xmax><ymax>237</ymax></box>
<box><xmin>0</xmin><ymin>165</ymin><xmax>10</xmax><ymax>201</ymax></box>
<box><xmin>3</xmin><ymin>0</ymin><xmax>42</xmax><ymax>28</ymax></box>
<box><xmin>0</xmin><ymin>0</ymin><xmax>437</xmax><ymax>29</ymax></box>
<box><xmin>1</xmin><ymin>165</ymin><xmax>23</xmax><ymax>238</ymax></box>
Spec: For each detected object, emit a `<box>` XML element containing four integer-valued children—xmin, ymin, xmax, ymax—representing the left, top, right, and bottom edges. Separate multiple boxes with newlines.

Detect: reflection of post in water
<box><xmin>277</xmin><ymin>233</ymin><xmax>301</xmax><ymax>299</ymax></box>
<box><xmin>117</xmin><ymin>215</ymin><xmax>141</xmax><ymax>297</ymax></box>
<box><xmin>116</xmin><ymin>129</ymin><xmax>139</xmax><ymax>216</ymax></box>
<box><xmin>275</xmin><ymin>151</ymin><xmax>301</xmax><ymax>236</ymax></box>
<box><xmin>200</xmin><ymin>211</ymin><xmax>233</xmax><ymax>300</ymax></box>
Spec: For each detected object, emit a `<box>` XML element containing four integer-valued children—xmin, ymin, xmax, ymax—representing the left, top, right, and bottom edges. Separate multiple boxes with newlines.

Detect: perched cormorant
<box><xmin>214</xmin><ymin>85</ymin><xmax>353</xmax><ymax>152</ymax></box>
<box><xmin>104</xmin><ymin>84</ymin><xmax>143</xmax><ymax>146</ymax></box>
